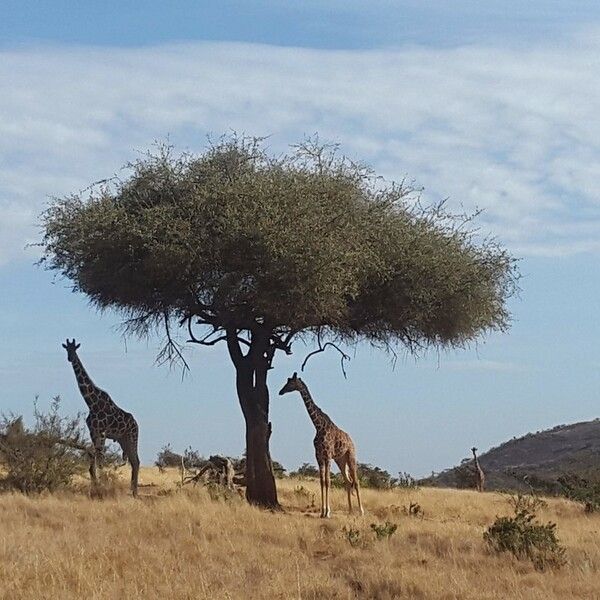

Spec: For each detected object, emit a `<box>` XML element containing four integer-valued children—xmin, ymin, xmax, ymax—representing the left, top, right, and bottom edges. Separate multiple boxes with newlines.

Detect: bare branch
<box><xmin>301</xmin><ymin>339</ymin><xmax>351</xmax><ymax>379</ymax></box>
<box><xmin>155</xmin><ymin>312</ymin><xmax>190</xmax><ymax>375</ymax></box>
<box><xmin>190</xmin><ymin>334</ymin><xmax>228</xmax><ymax>347</ymax></box>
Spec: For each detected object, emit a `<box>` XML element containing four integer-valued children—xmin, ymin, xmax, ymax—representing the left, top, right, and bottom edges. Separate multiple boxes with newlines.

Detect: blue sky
<box><xmin>1</xmin><ymin>2</ymin><xmax>599</xmax><ymax>476</ymax></box>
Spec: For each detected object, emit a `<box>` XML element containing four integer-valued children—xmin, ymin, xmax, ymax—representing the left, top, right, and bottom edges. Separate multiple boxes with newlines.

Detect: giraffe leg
<box><xmin>323</xmin><ymin>460</ymin><xmax>331</xmax><ymax>518</ymax></box>
<box><xmin>318</xmin><ymin>462</ymin><xmax>326</xmax><ymax>518</ymax></box>
<box><xmin>122</xmin><ymin>433</ymin><xmax>140</xmax><ymax>498</ymax></box>
<box><xmin>89</xmin><ymin>432</ymin><xmax>105</xmax><ymax>496</ymax></box>
<box><xmin>127</xmin><ymin>446</ymin><xmax>140</xmax><ymax>498</ymax></box>
<box><xmin>88</xmin><ymin>452</ymin><xmax>97</xmax><ymax>486</ymax></box>
<box><xmin>116</xmin><ymin>439</ymin><xmax>128</xmax><ymax>465</ymax></box>
<box><xmin>349</xmin><ymin>454</ymin><xmax>364</xmax><ymax>516</ymax></box>
<box><xmin>335</xmin><ymin>457</ymin><xmax>353</xmax><ymax>514</ymax></box>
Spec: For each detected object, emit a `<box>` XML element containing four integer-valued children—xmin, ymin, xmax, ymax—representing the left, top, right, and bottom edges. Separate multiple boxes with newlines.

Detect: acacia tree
<box><xmin>41</xmin><ymin>137</ymin><xmax>518</xmax><ymax>508</ymax></box>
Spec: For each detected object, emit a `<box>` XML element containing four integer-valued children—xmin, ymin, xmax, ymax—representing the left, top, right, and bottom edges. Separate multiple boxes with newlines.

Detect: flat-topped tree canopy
<box><xmin>40</xmin><ymin>136</ymin><xmax>518</xmax><ymax>508</ymax></box>
<box><xmin>41</xmin><ymin>137</ymin><xmax>517</xmax><ymax>353</ymax></box>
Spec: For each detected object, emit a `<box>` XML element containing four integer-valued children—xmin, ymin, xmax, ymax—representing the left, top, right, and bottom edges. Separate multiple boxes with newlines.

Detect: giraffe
<box><xmin>62</xmin><ymin>339</ymin><xmax>140</xmax><ymax>497</ymax></box>
<box><xmin>471</xmin><ymin>447</ymin><xmax>485</xmax><ymax>492</ymax></box>
<box><xmin>279</xmin><ymin>373</ymin><xmax>364</xmax><ymax>518</ymax></box>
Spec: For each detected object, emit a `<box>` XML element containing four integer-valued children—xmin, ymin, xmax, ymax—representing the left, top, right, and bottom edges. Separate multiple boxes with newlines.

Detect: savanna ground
<box><xmin>1</xmin><ymin>467</ymin><xmax>599</xmax><ymax>600</ymax></box>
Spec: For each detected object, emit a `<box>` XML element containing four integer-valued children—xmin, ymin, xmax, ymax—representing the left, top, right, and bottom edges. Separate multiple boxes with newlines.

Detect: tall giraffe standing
<box><xmin>279</xmin><ymin>373</ymin><xmax>364</xmax><ymax>517</ymax></box>
<box><xmin>471</xmin><ymin>447</ymin><xmax>485</xmax><ymax>492</ymax></box>
<box><xmin>62</xmin><ymin>339</ymin><xmax>140</xmax><ymax>497</ymax></box>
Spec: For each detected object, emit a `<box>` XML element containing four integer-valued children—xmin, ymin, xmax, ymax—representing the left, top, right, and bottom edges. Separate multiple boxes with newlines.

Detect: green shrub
<box><xmin>484</xmin><ymin>496</ymin><xmax>566</xmax><ymax>571</ymax></box>
<box><xmin>558</xmin><ymin>474</ymin><xmax>600</xmax><ymax>513</ymax></box>
<box><xmin>370</xmin><ymin>521</ymin><xmax>398</xmax><ymax>540</ymax></box>
<box><xmin>505</xmin><ymin>490</ymin><xmax>547</xmax><ymax>514</ymax></box>
<box><xmin>357</xmin><ymin>463</ymin><xmax>396</xmax><ymax>489</ymax></box>
<box><xmin>341</xmin><ymin>526</ymin><xmax>362</xmax><ymax>548</ymax></box>
<box><xmin>396</xmin><ymin>472</ymin><xmax>419</xmax><ymax>490</ymax></box>
<box><xmin>155</xmin><ymin>445</ymin><xmax>209</xmax><ymax>470</ymax></box>
<box><xmin>289</xmin><ymin>463</ymin><xmax>319</xmax><ymax>478</ymax></box>
<box><xmin>0</xmin><ymin>397</ymin><xmax>89</xmax><ymax>494</ymax></box>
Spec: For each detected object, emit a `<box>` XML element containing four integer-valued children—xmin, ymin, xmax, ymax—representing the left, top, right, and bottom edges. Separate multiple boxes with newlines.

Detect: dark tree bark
<box><xmin>228</xmin><ymin>328</ymin><xmax>280</xmax><ymax>508</ymax></box>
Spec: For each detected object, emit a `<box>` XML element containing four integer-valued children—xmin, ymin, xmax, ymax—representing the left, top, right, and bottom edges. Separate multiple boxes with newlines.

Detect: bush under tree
<box><xmin>0</xmin><ymin>397</ymin><xmax>91</xmax><ymax>494</ymax></box>
<box><xmin>41</xmin><ymin>135</ymin><xmax>518</xmax><ymax>507</ymax></box>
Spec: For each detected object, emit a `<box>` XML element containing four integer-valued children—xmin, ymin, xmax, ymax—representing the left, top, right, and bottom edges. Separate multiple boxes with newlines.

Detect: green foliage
<box><xmin>453</xmin><ymin>459</ymin><xmax>478</xmax><ymax>489</ymax></box>
<box><xmin>370</xmin><ymin>521</ymin><xmax>398</xmax><ymax>540</ymax></box>
<box><xmin>41</xmin><ymin>136</ymin><xmax>518</xmax><ymax>359</ymax></box>
<box><xmin>558</xmin><ymin>473</ymin><xmax>600</xmax><ymax>513</ymax></box>
<box><xmin>484</xmin><ymin>494</ymin><xmax>566</xmax><ymax>571</ymax></box>
<box><xmin>155</xmin><ymin>444</ymin><xmax>208</xmax><ymax>470</ymax></box>
<box><xmin>341</xmin><ymin>526</ymin><xmax>363</xmax><ymax>548</ymax></box>
<box><xmin>290</xmin><ymin>463</ymin><xmax>319</xmax><ymax>478</ymax></box>
<box><xmin>357</xmin><ymin>463</ymin><xmax>396</xmax><ymax>489</ymax></box>
<box><xmin>271</xmin><ymin>460</ymin><xmax>287</xmax><ymax>478</ymax></box>
<box><xmin>0</xmin><ymin>397</ymin><xmax>89</xmax><ymax>494</ymax></box>
<box><xmin>291</xmin><ymin>463</ymin><xmax>418</xmax><ymax>491</ymax></box>
<box><xmin>505</xmin><ymin>490</ymin><xmax>547</xmax><ymax>514</ymax></box>
<box><xmin>396</xmin><ymin>471</ymin><xmax>419</xmax><ymax>490</ymax></box>
<box><xmin>155</xmin><ymin>444</ymin><xmax>185</xmax><ymax>469</ymax></box>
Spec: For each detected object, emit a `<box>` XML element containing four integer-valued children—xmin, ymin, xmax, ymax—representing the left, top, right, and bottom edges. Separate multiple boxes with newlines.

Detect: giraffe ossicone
<box><xmin>63</xmin><ymin>338</ymin><xmax>140</xmax><ymax>497</ymax></box>
<box><xmin>279</xmin><ymin>372</ymin><xmax>364</xmax><ymax>517</ymax></box>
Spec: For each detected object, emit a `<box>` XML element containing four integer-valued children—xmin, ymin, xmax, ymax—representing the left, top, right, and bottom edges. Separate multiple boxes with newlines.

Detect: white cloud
<box><xmin>1</xmin><ymin>34</ymin><xmax>600</xmax><ymax>265</ymax></box>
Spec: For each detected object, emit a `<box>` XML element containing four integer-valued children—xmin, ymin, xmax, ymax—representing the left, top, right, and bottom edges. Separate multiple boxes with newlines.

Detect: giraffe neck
<box><xmin>70</xmin><ymin>354</ymin><xmax>102</xmax><ymax>410</ymax></box>
<box><xmin>472</xmin><ymin>452</ymin><xmax>481</xmax><ymax>470</ymax></box>
<box><xmin>297</xmin><ymin>383</ymin><xmax>330</xmax><ymax>431</ymax></box>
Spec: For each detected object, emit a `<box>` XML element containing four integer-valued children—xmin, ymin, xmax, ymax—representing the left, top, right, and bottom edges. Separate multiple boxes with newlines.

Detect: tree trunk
<box><xmin>228</xmin><ymin>329</ymin><xmax>280</xmax><ymax>509</ymax></box>
<box><xmin>244</xmin><ymin>404</ymin><xmax>278</xmax><ymax>507</ymax></box>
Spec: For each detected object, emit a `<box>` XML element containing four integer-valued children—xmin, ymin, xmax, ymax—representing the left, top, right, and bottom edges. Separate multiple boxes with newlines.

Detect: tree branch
<box><xmin>301</xmin><ymin>338</ymin><xmax>350</xmax><ymax>379</ymax></box>
<box><xmin>226</xmin><ymin>328</ymin><xmax>245</xmax><ymax>368</ymax></box>
<box><xmin>156</xmin><ymin>312</ymin><xmax>190</xmax><ymax>374</ymax></box>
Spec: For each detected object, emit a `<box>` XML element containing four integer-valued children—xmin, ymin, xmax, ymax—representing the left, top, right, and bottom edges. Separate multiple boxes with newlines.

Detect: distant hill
<box><xmin>425</xmin><ymin>419</ymin><xmax>600</xmax><ymax>492</ymax></box>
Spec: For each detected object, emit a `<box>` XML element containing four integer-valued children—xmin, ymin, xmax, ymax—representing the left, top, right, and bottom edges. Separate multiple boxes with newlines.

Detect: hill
<box><xmin>426</xmin><ymin>418</ymin><xmax>600</xmax><ymax>492</ymax></box>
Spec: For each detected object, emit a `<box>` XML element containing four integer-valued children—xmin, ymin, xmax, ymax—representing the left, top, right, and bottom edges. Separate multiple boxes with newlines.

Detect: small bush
<box><xmin>0</xmin><ymin>397</ymin><xmax>89</xmax><ymax>494</ymax></box>
<box><xmin>484</xmin><ymin>495</ymin><xmax>566</xmax><ymax>571</ymax></box>
<box><xmin>403</xmin><ymin>501</ymin><xmax>424</xmax><ymax>518</ymax></box>
<box><xmin>558</xmin><ymin>474</ymin><xmax>600</xmax><ymax>513</ymax></box>
<box><xmin>205</xmin><ymin>482</ymin><xmax>242</xmax><ymax>504</ymax></box>
<box><xmin>156</xmin><ymin>445</ymin><xmax>209</xmax><ymax>471</ymax></box>
<box><xmin>506</xmin><ymin>491</ymin><xmax>547</xmax><ymax>514</ymax></box>
<box><xmin>293</xmin><ymin>485</ymin><xmax>316</xmax><ymax>508</ymax></box>
<box><xmin>397</xmin><ymin>472</ymin><xmax>419</xmax><ymax>490</ymax></box>
<box><xmin>289</xmin><ymin>463</ymin><xmax>319</xmax><ymax>478</ymax></box>
<box><xmin>357</xmin><ymin>463</ymin><xmax>396</xmax><ymax>489</ymax></box>
<box><xmin>341</xmin><ymin>526</ymin><xmax>362</xmax><ymax>548</ymax></box>
<box><xmin>371</xmin><ymin>521</ymin><xmax>398</xmax><ymax>540</ymax></box>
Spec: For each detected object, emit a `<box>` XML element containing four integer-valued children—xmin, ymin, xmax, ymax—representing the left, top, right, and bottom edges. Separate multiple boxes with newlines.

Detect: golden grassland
<box><xmin>1</xmin><ymin>467</ymin><xmax>599</xmax><ymax>600</ymax></box>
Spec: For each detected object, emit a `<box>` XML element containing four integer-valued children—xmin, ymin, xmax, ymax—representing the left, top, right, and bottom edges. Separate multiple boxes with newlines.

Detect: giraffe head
<box><xmin>471</xmin><ymin>447</ymin><xmax>478</xmax><ymax>455</ymax></box>
<box><xmin>62</xmin><ymin>338</ymin><xmax>81</xmax><ymax>362</ymax></box>
<box><xmin>278</xmin><ymin>372</ymin><xmax>302</xmax><ymax>395</ymax></box>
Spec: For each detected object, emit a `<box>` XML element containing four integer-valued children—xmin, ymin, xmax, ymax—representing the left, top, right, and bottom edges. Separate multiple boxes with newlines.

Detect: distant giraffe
<box><xmin>279</xmin><ymin>373</ymin><xmax>363</xmax><ymax>517</ymax></box>
<box><xmin>62</xmin><ymin>339</ymin><xmax>140</xmax><ymax>497</ymax></box>
<box><xmin>471</xmin><ymin>447</ymin><xmax>485</xmax><ymax>492</ymax></box>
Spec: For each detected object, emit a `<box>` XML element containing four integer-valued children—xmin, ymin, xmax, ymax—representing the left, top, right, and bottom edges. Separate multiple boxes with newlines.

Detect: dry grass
<box><xmin>1</xmin><ymin>467</ymin><xmax>599</xmax><ymax>599</ymax></box>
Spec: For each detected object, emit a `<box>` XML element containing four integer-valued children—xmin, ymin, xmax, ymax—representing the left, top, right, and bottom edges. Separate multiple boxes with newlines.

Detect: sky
<box><xmin>1</xmin><ymin>2</ymin><xmax>600</xmax><ymax>477</ymax></box>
